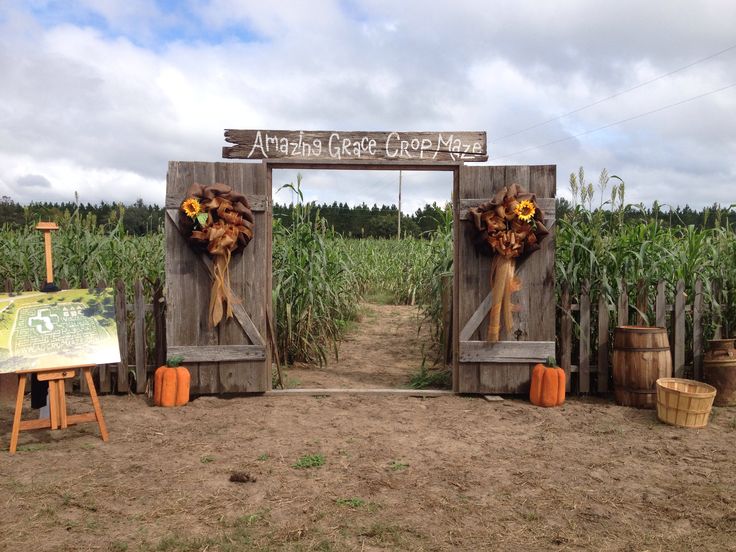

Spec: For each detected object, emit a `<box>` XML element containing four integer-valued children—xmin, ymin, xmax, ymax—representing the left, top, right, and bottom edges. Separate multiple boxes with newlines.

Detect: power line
<box><xmin>490</xmin><ymin>82</ymin><xmax>736</xmax><ymax>161</ymax></box>
<box><xmin>490</xmin><ymin>42</ymin><xmax>736</xmax><ymax>143</ymax></box>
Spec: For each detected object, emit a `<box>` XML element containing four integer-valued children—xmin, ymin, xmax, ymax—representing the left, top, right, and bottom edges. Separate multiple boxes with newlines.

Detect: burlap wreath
<box><xmin>467</xmin><ymin>184</ymin><xmax>549</xmax><ymax>341</ymax></box>
<box><xmin>179</xmin><ymin>183</ymin><xmax>255</xmax><ymax>326</ymax></box>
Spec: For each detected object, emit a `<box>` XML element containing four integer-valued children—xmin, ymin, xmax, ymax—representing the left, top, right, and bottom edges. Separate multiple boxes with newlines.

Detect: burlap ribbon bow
<box><xmin>468</xmin><ymin>184</ymin><xmax>549</xmax><ymax>341</ymax></box>
<box><xmin>180</xmin><ymin>183</ymin><xmax>255</xmax><ymax>326</ymax></box>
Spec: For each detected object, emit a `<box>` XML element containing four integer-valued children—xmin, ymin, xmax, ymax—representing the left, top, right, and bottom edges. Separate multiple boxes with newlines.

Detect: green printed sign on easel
<box><xmin>0</xmin><ymin>288</ymin><xmax>119</xmax><ymax>453</ymax></box>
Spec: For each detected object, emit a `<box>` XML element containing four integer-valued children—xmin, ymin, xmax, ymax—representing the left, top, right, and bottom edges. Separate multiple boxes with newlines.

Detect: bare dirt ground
<box><xmin>284</xmin><ymin>303</ymin><xmax>432</xmax><ymax>389</ymax></box>
<box><xmin>1</xmin><ymin>304</ymin><xmax>736</xmax><ymax>551</ymax></box>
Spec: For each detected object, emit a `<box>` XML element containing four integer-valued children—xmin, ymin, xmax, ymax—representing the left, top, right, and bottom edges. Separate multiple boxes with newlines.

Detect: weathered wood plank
<box><xmin>459</xmin><ymin>291</ymin><xmax>493</xmax><ymax>342</ymax></box>
<box><xmin>153</xmin><ymin>282</ymin><xmax>166</xmax><ymax>368</ymax></box>
<box><xmin>713</xmin><ymin>280</ymin><xmax>723</xmax><ymax>339</ymax></box>
<box><xmin>457</xmin><ymin>165</ymin><xmax>503</xmax><ymax>392</ymax></box>
<box><xmin>560</xmin><ymin>283</ymin><xmax>572</xmax><ymax>393</ymax></box>
<box><xmin>617</xmin><ymin>279</ymin><xmax>629</xmax><ymax>326</ymax></box>
<box><xmin>167</xmin><ymin>345</ymin><xmax>266</xmax><ymax>363</ymax></box>
<box><xmin>441</xmin><ymin>274</ymin><xmax>453</xmax><ymax>364</ymax></box>
<box><xmin>192</xmin><ymin>162</ymin><xmax>220</xmax><ymax>394</ymax></box>
<box><xmin>597</xmin><ymin>293</ymin><xmax>610</xmax><ymax>393</ymax></box>
<box><xmin>579</xmin><ymin>282</ymin><xmax>591</xmax><ymax>393</ymax></box>
<box><xmin>165</xmin><ymin>193</ymin><xmax>267</xmax><ymax>211</ymax></box>
<box><xmin>114</xmin><ymin>279</ymin><xmax>129</xmax><ymax>393</ymax></box>
<box><xmin>134</xmin><ymin>279</ymin><xmax>147</xmax><ymax>393</ymax></box>
<box><xmin>674</xmin><ymin>279</ymin><xmax>686</xmax><ymax>378</ymax></box>
<box><xmin>264</xmin><ymin>162</ymin><xmax>274</xmax><ymax>389</ymax></box>
<box><xmin>165</xmin><ymin>162</ymin><xmax>198</xmax><ymax>390</ymax></box>
<box><xmin>267</xmin><ymin>389</ymin><xmax>454</xmax><ymax>397</ymax></box>
<box><xmin>90</xmin><ymin>282</ymin><xmax>111</xmax><ymax>393</ymax></box>
<box><xmin>459</xmin><ymin>341</ymin><xmax>556</xmax><ymax>363</ymax></box>
<box><xmin>655</xmin><ymin>281</ymin><xmax>666</xmax><ymax>328</ymax></box>
<box><xmin>223</xmin><ymin>130</ymin><xmax>488</xmax><ymax>162</ymax></box>
<box><xmin>452</xmin><ymin>168</ymin><xmax>461</xmax><ymax>392</ymax></box>
<box><xmin>693</xmin><ymin>279</ymin><xmax>704</xmax><ymax>381</ymax></box>
<box><xmin>636</xmin><ymin>279</ymin><xmax>648</xmax><ymax>326</ymax></box>
<box><xmin>216</xmin><ymin>161</ymin><xmax>269</xmax><ymax>392</ymax></box>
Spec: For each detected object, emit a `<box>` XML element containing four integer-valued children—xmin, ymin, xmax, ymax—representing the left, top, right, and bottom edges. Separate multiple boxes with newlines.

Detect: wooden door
<box><xmin>165</xmin><ymin>161</ymin><xmax>271</xmax><ymax>394</ymax></box>
<box><xmin>454</xmin><ymin>165</ymin><xmax>556</xmax><ymax>394</ymax></box>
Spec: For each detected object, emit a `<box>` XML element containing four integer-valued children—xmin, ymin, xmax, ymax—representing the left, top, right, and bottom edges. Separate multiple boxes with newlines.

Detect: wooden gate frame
<box><xmin>264</xmin><ymin>159</ymin><xmax>461</xmax><ymax>390</ymax></box>
<box><xmin>264</xmin><ymin>159</ymin><xmax>555</xmax><ymax>394</ymax></box>
<box><xmin>454</xmin><ymin>165</ymin><xmax>556</xmax><ymax>394</ymax></box>
<box><xmin>167</xmin><ymin>147</ymin><xmax>554</xmax><ymax>394</ymax></box>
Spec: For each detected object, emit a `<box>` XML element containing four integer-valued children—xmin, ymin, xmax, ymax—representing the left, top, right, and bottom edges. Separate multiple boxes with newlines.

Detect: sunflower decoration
<box><xmin>179</xmin><ymin>183</ymin><xmax>255</xmax><ymax>327</ymax></box>
<box><xmin>514</xmin><ymin>199</ymin><xmax>536</xmax><ymax>222</ymax></box>
<box><xmin>468</xmin><ymin>184</ymin><xmax>549</xmax><ymax>342</ymax></box>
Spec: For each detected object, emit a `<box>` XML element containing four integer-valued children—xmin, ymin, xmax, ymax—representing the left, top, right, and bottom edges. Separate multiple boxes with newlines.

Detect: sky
<box><xmin>0</xmin><ymin>0</ymin><xmax>735</xmax><ymax>214</ymax></box>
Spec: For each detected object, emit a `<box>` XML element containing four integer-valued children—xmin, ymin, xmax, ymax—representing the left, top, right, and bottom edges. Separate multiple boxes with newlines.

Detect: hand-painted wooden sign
<box><xmin>0</xmin><ymin>289</ymin><xmax>120</xmax><ymax>373</ymax></box>
<box><xmin>222</xmin><ymin>130</ymin><xmax>488</xmax><ymax>162</ymax></box>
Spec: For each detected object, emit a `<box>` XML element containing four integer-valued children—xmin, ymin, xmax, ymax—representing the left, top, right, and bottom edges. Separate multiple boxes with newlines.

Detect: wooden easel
<box><xmin>9</xmin><ymin>364</ymin><xmax>108</xmax><ymax>454</ymax></box>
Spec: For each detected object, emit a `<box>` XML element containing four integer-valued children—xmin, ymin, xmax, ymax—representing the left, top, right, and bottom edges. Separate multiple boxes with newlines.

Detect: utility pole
<box><xmin>397</xmin><ymin>170</ymin><xmax>402</xmax><ymax>239</ymax></box>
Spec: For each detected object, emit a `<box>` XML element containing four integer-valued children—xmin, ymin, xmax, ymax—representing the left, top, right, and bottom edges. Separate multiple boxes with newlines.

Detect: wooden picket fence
<box><xmin>4</xmin><ymin>277</ymin><xmax>731</xmax><ymax>396</ymax></box>
<box><xmin>2</xmin><ymin>278</ymin><xmax>165</xmax><ymax>395</ymax></box>
<box><xmin>560</xmin><ymin>278</ymin><xmax>731</xmax><ymax>394</ymax></box>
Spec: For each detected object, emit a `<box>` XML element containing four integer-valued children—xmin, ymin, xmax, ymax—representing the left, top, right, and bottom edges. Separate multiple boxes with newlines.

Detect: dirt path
<box><xmin>284</xmin><ymin>303</ymin><xmax>433</xmax><ymax>389</ymax></box>
<box><xmin>2</xmin><ymin>394</ymin><xmax>736</xmax><ymax>551</ymax></box>
<box><xmin>2</xmin><ymin>306</ymin><xmax>736</xmax><ymax>550</ymax></box>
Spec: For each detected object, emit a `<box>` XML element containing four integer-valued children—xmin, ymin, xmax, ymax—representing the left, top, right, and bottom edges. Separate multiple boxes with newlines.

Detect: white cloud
<box><xmin>0</xmin><ymin>0</ymin><xmax>734</xmax><ymax>212</ymax></box>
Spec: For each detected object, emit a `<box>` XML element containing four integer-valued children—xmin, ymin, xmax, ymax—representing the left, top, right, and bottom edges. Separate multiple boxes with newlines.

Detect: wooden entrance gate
<box><xmin>165</xmin><ymin>131</ymin><xmax>555</xmax><ymax>395</ymax></box>
<box><xmin>165</xmin><ymin>161</ymin><xmax>271</xmax><ymax>394</ymax></box>
<box><xmin>454</xmin><ymin>165</ymin><xmax>556</xmax><ymax>394</ymax></box>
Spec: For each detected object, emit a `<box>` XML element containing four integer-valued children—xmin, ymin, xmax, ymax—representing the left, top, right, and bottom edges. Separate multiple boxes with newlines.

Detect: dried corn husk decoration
<box><xmin>468</xmin><ymin>183</ymin><xmax>548</xmax><ymax>342</ymax></box>
<box><xmin>179</xmin><ymin>183</ymin><xmax>255</xmax><ymax>326</ymax></box>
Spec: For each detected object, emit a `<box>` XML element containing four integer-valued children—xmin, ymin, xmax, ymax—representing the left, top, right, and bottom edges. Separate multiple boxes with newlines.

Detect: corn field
<box><xmin>2</xmin><ymin>169</ymin><xmax>735</xmax><ymax>367</ymax></box>
<box><xmin>557</xmin><ymin>169</ymin><xmax>736</xmax><ymax>337</ymax></box>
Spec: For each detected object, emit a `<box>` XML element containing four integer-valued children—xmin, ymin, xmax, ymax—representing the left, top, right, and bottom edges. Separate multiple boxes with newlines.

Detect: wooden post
<box><xmin>560</xmin><ymin>284</ymin><xmax>572</xmax><ymax>393</ymax></box>
<box><xmin>579</xmin><ymin>281</ymin><xmax>591</xmax><ymax>394</ymax></box>
<box><xmin>96</xmin><ymin>279</ymin><xmax>111</xmax><ymax>393</ymax></box>
<box><xmin>617</xmin><ymin>279</ymin><xmax>628</xmax><ymax>327</ymax></box>
<box><xmin>713</xmin><ymin>280</ymin><xmax>722</xmax><ymax>339</ymax></box>
<box><xmin>693</xmin><ymin>279</ymin><xmax>704</xmax><ymax>381</ymax></box>
<box><xmin>718</xmin><ymin>286</ymin><xmax>731</xmax><ymax>337</ymax></box>
<box><xmin>673</xmin><ymin>279</ymin><xmax>686</xmax><ymax>378</ymax></box>
<box><xmin>397</xmin><ymin>170</ymin><xmax>402</xmax><ymax>239</ymax></box>
<box><xmin>114</xmin><ymin>280</ymin><xmax>130</xmax><ymax>393</ymax></box>
<box><xmin>655</xmin><ymin>281</ymin><xmax>666</xmax><ymax>328</ymax></box>
<box><xmin>153</xmin><ymin>280</ymin><xmax>167</xmax><ymax>369</ymax></box>
<box><xmin>440</xmin><ymin>274</ymin><xmax>453</xmax><ymax>364</ymax></box>
<box><xmin>636</xmin><ymin>279</ymin><xmax>648</xmax><ymax>326</ymax></box>
<box><xmin>134</xmin><ymin>280</ymin><xmax>147</xmax><ymax>393</ymax></box>
<box><xmin>597</xmin><ymin>294</ymin><xmax>610</xmax><ymax>393</ymax></box>
<box><xmin>0</xmin><ymin>280</ymin><xmax>17</xmax><ymax>406</ymax></box>
<box><xmin>35</xmin><ymin>222</ymin><xmax>59</xmax><ymax>287</ymax></box>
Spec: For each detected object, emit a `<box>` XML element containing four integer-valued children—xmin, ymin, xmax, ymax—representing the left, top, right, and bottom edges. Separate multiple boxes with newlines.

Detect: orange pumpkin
<box><xmin>154</xmin><ymin>356</ymin><xmax>190</xmax><ymax>407</ymax></box>
<box><xmin>530</xmin><ymin>358</ymin><xmax>565</xmax><ymax>407</ymax></box>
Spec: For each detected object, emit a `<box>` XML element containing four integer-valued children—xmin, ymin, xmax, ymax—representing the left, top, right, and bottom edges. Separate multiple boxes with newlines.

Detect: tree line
<box><xmin>2</xmin><ymin>194</ymin><xmax>733</xmax><ymax>238</ymax></box>
<box><xmin>0</xmin><ymin>195</ymin><xmax>450</xmax><ymax>238</ymax></box>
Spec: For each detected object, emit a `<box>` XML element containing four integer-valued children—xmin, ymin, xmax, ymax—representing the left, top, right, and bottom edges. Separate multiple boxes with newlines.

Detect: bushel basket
<box><xmin>656</xmin><ymin>378</ymin><xmax>716</xmax><ymax>428</ymax></box>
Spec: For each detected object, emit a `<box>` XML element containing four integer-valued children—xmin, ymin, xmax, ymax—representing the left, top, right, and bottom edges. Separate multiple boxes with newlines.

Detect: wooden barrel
<box><xmin>703</xmin><ymin>339</ymin><xmax>736</xmax><ymax>406</ymax></box>
<box><xmin>613</xmin><ymin>326</ymin><xmax>672</xmax><ymax>408</ymax></box>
